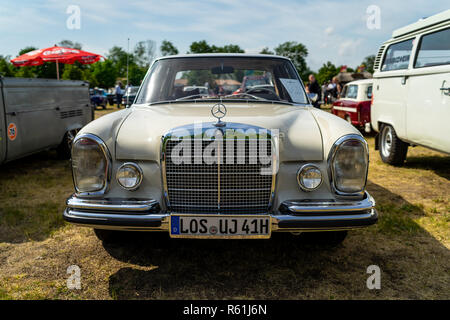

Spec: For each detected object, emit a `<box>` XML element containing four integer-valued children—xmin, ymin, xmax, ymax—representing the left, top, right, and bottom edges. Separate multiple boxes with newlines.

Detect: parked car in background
<box><xmin>90</xmin><ymin>88</ymin><xmax>107</xmax><ymax>109</ymax></box>
<box><xmin>0</xmin><ymin>77</ymin><xmax>92</xmax><ymax>163</ymax></box>
<box><xmin>332</xmin><ymin>79</ymin><xmax>373</xmax><ymax>133</ymax></box>
<box><xmin>371</xmin><ymin>9</ymin><xmax>450</xmax><ymax>165</ymax></box>
<box><xmin>64</xmin><ymin>54</ymin><xmax>377</xmax><ymax>245</ymax></box>
<box><xmin>106</xmin><ymin>90</ymin><xmax>116</xmax><ymax>106</ymax></box>
<box><xmin>122</xmin><ymin>86</ymin><xmax>139</xmax><ymax>107</ymax></box>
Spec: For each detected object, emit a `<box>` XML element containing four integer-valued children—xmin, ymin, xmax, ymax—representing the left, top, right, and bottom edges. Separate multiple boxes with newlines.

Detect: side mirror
<box><xmin>307</xmin><ymin>93</ymin><xmax>318</xmax><ymax>103</ymax></box>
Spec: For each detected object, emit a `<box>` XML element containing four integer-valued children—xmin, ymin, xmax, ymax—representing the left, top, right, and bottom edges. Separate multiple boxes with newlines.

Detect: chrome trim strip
<box><xmin>327</xmin><ymin>134</ymin><xmax>369</xmax><ymax>199</ymax></box>
<box><xmin>66</xmin><ymin>196</ymin><xmax>159</xmax><ymax>212</ymax></box>
<box><xmin>281</xmin><ymin>191</ymin><xmax>375</xmax><ymax>213</ymax></box>
<box><xmin>71</xmin><ymin>133</ymin><xmax>112</xmax><ymax>198</ymax></box>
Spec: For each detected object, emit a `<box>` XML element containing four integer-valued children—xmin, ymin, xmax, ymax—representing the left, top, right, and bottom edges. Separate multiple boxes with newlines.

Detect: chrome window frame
<box><xmin>71</xmin><ymin>133</ymin><xmax>112</xmax><ymax>197</ymax></box>
<box><xmin>327</xmin><ymin>134</ymin><xmax>369</xmax><ymax>199</ymax></box>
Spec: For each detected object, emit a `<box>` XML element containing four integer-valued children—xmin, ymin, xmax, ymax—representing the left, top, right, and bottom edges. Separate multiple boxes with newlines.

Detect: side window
<box><xmin>366</xmin><ymin>85</ymin><xmax>372</xmax><ymax>99</ymax></box>
<box><xmin>381</xmin><ymin>39</ymin><xmax>414</xmax><ymax>71</ymax></box>
<box><xmin>341</xmin><ymin>85</ymin><xmax>348</xmax><ymax>98</ymax></box>
<box><xmin>415</xmin><ymin>27</ymin><xmax>450</xmax><ymax>68</ymax></box>
<box><xmin>346</xmin><ymin>85</ymin><xmax>358</xmax><ymax>99</ymax></box>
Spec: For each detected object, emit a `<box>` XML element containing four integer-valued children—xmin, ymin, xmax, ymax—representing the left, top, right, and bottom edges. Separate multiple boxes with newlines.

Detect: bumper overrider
<box><xmin>63</xmin><ymin>191</ymin><xmax>378</xmax><ymax>233</ymax></box>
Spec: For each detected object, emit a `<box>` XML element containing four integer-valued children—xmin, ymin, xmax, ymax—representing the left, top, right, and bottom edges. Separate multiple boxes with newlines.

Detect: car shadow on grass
<box><xmin>104</xmin><ymin>181</ymin><xmax>449</xmax><ymax>300</ymax></box>
<box><xmin>404</xmin><ymin>155</ymin><xmax>450</xmax><ymax>180</ymax></box>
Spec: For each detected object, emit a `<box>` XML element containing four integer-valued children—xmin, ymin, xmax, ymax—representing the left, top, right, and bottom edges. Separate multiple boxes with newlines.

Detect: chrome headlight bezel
<box><xmin>297</xmin><ymin>164</ymin><xmax>323</xmax><ymax>192</ymax></box>
<box><xmin>116</xmin><ymin>162</ymin><xmax>143</xmax><ymax>191</ymax></box>
<box><xmin>327</xmin><ymin>134</ymin><xmax>369</xmax><ymax>198</ymax></box>
<box><xmin>71</xmin><ymin>133</ymin><xmax>112</xmax><ymax>197</ymax></box>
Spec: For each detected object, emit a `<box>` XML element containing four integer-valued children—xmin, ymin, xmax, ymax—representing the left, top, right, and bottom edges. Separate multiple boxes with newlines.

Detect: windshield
<box><xmin>135</xmin><ymin>56</ymin><xmax>308</xmax><ymax>104</ymax></box>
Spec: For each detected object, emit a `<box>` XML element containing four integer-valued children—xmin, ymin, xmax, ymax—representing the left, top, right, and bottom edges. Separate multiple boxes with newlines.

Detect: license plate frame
<box><xmin>169</xmin><ymin>214</ymin><xmax>272</xmax><ymax>239</ymax></box>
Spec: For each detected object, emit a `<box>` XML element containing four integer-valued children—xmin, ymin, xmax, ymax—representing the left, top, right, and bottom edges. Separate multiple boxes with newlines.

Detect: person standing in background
<box><xmin>307</xmin><ymin>74</ymin><xmax>321</xmax><ymax>108</ymax></box>
<box><xmin>115</xmin><ymin>82</ymin><xmax>123</xmax><ymax>109</ymax></box>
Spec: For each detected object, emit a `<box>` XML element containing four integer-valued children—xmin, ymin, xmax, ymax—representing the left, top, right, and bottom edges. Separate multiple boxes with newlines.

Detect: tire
<box><xmin>56</xmin><ymin>129</ymin><xmax>78</xmax><ymax>159</ymax></box>
<box><xmin>299</xmin><ymin>231</ymin><xmax>348</xmax><ymax>247</ymax></box>
<box><xmin>94</xmin><ymin>229</ymin><xmax>123</xmax><ymax>244</ymax></box>
<box><xmin>379</xmin><ymin>124</ymin><xmax>408</xmax><ymax>165</ymax></box>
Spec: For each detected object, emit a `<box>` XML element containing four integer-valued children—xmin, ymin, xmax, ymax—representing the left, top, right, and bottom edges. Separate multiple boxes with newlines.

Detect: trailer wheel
<box><xmin>57</xmin><ymin>129</ymin><xmax>78</xmax><ymax>159</ymax></box>
<box><xmin>379</xmin><ymin>124</ymin><xmax>408</xmax><ymax>165</ymax></box>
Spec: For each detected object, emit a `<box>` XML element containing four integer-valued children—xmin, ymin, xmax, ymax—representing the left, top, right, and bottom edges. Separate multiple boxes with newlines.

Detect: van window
<box><xmin>345</xmin><ymin>85</ymin><xmax>358</xmax><ymax>99</ymax></box>
<box><xmin>366</xmin><ymin>85</ymin><xmax>372</xmax><ymax>99</ymax></box>
<box><xmin>415</xmin><ymin>28</ymin><xmax>450</xmax><ymax>68</ymax></box>
<box><xmin>381</xmin><ymin>39</ymin><xmax>413</xmax><ymax>71</ymax></box>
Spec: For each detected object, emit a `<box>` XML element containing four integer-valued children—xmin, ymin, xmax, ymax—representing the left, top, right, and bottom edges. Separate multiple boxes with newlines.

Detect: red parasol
<box><xmin>11</xmin><ymin>45</ymin><xmax>104</xmax><ymax>80</ymax></box>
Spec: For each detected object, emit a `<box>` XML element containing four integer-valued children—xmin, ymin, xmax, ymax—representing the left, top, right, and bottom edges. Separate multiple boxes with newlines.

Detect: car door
<box><xmin>338</xmin><ymin>84</ymin><xmax>359</xmax><ymax>123</ymax></box>
<box><xmin>372</xmin><ymin>38</ymin><xmax>415</xmax><ymax>139</ymax></box>
<box><xmin>0</xmin><ymin>82</ymin><xmax>5</xmax><ymax>164</ymax></box>
<box><xmin>406</xmin><ymin>26</ymin><xmax>450</xmax><ymax>153</ymax></box>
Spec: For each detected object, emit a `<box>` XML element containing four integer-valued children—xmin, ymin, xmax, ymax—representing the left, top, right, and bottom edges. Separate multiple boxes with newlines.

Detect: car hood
<box><xmin>115</xmin><ymin>102</ymin><xmax>324</xmax><ymax>162</ymax></box>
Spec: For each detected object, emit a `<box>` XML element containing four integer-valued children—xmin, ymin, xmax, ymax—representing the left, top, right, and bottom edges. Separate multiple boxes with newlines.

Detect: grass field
<box><xmin>0</xmin><ymin>104</ymin><xmax>448</xmax><ymax>299</ymax></box>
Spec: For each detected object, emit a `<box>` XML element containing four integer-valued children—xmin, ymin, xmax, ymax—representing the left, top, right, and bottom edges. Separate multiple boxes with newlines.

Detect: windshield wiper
<box><xmin>222</xmin><ymin>93</ymin><xmax>268</xmax><ymax>101</ymax></box>
<box><xmin>175</xmin><ymin>94</ymin><xmax>209</xmax><ymax>101</ymax></box>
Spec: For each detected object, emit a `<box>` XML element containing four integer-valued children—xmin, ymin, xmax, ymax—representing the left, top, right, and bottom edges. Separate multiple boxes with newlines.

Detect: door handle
<box><xmin>441</xmin><ymin>81</ymin><xmax>450</xmax><ymax>96</ymax></box>
<box><xmin>6</xmin><ymin>112</ymin><xmax>16</xmax><ymax>116</ymax></box>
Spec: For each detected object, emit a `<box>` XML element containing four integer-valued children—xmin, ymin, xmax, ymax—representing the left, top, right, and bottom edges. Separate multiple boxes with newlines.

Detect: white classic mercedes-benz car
<box><xmin>64</xmin><ymin>54</ymin><xmax>377</xmax><ymax>245</ymax></box>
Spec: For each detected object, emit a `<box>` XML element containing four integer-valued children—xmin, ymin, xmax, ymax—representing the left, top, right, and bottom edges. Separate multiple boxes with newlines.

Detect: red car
<box><xmin>331</xmin><ymin>79</ymin><xmax>373</xmax><ymax>133</ymax></box>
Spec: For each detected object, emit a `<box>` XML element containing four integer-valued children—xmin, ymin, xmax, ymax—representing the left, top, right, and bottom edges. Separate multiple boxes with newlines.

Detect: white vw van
<box><xmin>371</xmin><ymin>9</ymin><xmax>450</xmax><ymax>165</ymax></box>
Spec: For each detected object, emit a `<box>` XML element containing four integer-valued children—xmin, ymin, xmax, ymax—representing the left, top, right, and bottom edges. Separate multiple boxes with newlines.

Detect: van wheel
<box><xmin>56</xmin><ymin>129</ymin><xmax>78</xmax><ymax>159</ymax></box>
<box><xmin>379</xmin><ymin>124</ymin><xmax>408</xmax><ymax>165</ymax></box>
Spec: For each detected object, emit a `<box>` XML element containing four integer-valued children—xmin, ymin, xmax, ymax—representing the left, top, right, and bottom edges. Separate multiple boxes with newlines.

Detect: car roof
<box><xmin>154</xmin><ymin>53</ymin><xmax>291</xmax><ymax>61</ymax></box>
<box><xmin>345</xmin><ymin>79</ymin><xmax>373</xmax><ymax>86</ymax></box>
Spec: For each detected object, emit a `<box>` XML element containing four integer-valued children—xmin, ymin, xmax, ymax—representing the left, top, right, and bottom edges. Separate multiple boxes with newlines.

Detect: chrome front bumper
<box><xmin>63</xmin><ymin>192</ymin><xmax>377</xmax><ymax>232</ymax></box>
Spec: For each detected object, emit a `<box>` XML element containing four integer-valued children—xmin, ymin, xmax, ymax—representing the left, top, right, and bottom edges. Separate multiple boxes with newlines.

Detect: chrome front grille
<box><xmin>164</xmin><ymin>137</ymin><xmax>274</xmax><ymax>214</ymax></box>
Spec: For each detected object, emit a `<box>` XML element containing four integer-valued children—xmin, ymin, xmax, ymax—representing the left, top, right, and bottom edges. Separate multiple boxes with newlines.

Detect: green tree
<box><xmin>188</xmin><ymin>40</ymin><xmax>245</xmax><ymax>54</ymax></box>
<box><xmin>18</xmin><ymin>46</ymin><xmax>38</xmax><ymax>56</ymax></box>
<box><xmin>316</xmin><ymin>61</ymin><xmax>338</xmax><ymax>85</ymax></box>
<box><xmin>89</xmin><ymin>60</ymin><xmax>117</xmax><ymax>88</ymax></box>
<box><xmin>260</xmin><ymin>47</ymin><xmax>274</xmax><ymax>55</ymax></box>
<box><xmin>0</xmin><ymin>55</ymin><xmax>14</xmax><ymax>77</ymax></box>
<box><xmin>274</xmin><ymin>41</ymin><xmax>309</xmax><ymax>80</ymax></box>
<box><xmin>134</xmin><ymin>40</ymin><xmax>156</xmax><ymax>68</ymax></box>
<box><xmin>61</xmin><ymin>63</ymin><xmax>84</xmax><ymax>80</ymax></box>
<box><xmin>160</xmin><ymin>40</ymin><xmax>179</xmax><ymax>56</ymax></box>
<box><xmin>188</xmin><ymin>40</ymin><xmax>213</xmax><ymax>53</ymax></box>
<box><xmin>58</xmin><ymin>40</ymin><xmax>82</xmax><ymax>49</ymax></box>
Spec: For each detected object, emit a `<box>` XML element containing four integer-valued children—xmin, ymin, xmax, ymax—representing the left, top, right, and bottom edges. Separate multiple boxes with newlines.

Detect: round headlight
<box><xmin>297</xmin><ymin>164</ymin><xmax>323</xmax><ymax>191</ymax></box>
<box><xmin>116</xmin><ymin>163</ymin><xmax>143</xmax><ymax>190</ymax></box>
<box><xmin>330</xmin><ymin>135</ymin><xmax>368</xmax><ymax>195</ymax></box>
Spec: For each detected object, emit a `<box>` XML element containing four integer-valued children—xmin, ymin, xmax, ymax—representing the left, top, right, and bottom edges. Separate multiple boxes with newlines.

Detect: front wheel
<box><xmin>56</xmin><ymin>129</ymin><xmax>78</xmax><ymax>159</ymax></box>
<box><xmin>379</xmin><ymin>124</ymin><xmax>408</xmax><ymax>165</ymax></box>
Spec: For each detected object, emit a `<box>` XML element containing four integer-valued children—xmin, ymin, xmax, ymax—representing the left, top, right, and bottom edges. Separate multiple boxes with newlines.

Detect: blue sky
<box><xmin>0</xmin><ymin>0</ymin><xmax>448</xmax><ymax>71</ymax></box>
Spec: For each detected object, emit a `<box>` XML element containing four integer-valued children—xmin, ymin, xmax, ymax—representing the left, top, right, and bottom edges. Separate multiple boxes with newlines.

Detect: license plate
<box><xmin>169</xmin><ymin>215</ymin><xmax>271</xmax><ymax>239</ymax></box>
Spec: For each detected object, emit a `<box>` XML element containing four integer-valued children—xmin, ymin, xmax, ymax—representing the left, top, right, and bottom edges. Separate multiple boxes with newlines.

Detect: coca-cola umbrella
<box><xmin>11</xmin><ymin>45</ymin><xmax>104</xmax><ymax>80</ymax></box>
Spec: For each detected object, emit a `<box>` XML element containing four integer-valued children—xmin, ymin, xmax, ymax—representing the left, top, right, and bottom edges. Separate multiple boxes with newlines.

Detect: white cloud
<box><xmin>324</xmin><ymin>26</ymin><xmax>334</xmax><ymax>35</ymax></box>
